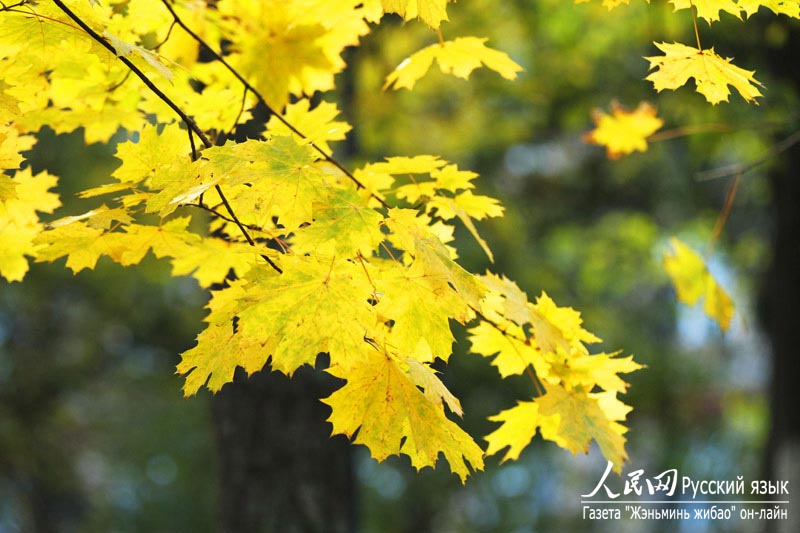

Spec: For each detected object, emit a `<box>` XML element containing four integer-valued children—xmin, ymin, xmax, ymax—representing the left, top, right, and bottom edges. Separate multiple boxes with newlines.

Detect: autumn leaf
<box><xmin>381</xmin><ymin>0</ymin><xmax>452</xmax><ymax>29</ymax></box>
<box><xmin>738</xmin><ymin>0</ymin><xmax>800</xmax><ymax>17</ymax></box>
<box><xmin>0</xmin><ymin>169</ymin><xmax>61</xmax><ymax>282</ymax></box>
<box><xmin>385</xmin><ymin>37</ymin><xmax>522</xmax><ymax>90</ymax></box>
<box><xmin>266</xmin><ymin>99</ymin><xmax>352</xmax><ymax>154</ymax></box>
<box><xmin>102</xmin><ymin>30</ymin><xmax>175</xmax><ymax>82</ymax></box>
<box><xmin>484</xmin><ymin>400</ymin><xmax>560</xmax><ymax>462</ymax></box>
<box><xmin>485</xmin><ymin>384</ymin><xmax>629</xmax><ymax>472</ymax></box>
<box><xmin>669</xmin><ymin>0</ymin><xmax>742</xmax><ymax>22</ymax></box>
<box><xmin>662</xmin><ymin>237</ymin><xmax>735</xmax><ymax>330</ymax></box>
<box><xmin>324</xmin><ymin>348</ymin><xmax>483</xmax><ymax>482</ymax></box>
<box><xmin>645</xmin><ymin>42</ymin><xmax>763</xmax><ymax>104</ymax></box>
<box><xmin>468</xmin><ymin>320</ymin><xmax>550</xmax><ymax>379</ymax></box>
<box><xmin>584</xmin><ymin>101</ymin><xmax>663</xmax><ymax>159</ymax></box>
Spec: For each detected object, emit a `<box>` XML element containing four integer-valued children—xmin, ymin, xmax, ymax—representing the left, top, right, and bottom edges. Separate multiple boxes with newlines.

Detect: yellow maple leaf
<box><xmin>662</xmin><ymin>237</ymin><xmax>735</xmax><ymax>331</ymax></box>
<box><xmin>530</xmin><ymin>292</ymin><xmax>601</xmax><ymax>357</ymax></box>
<box><xmin>324</xmin><ymin>348</ymin><xmax>483</xmax><ymax>482</ymax></box>
<box><xmin>485</xmin><ymin>384</ymin><xmax>629</xmax><ymax>472</ymax></box>
<box><xmin>381</xmin><ymin>0</ymin><xmax>452</xmax><ymax>29</ymax></box>
<box><xmin>484</xmin><ymin>401</ymin><xmax>561</xmax><ymax>462</ymax></box>
<box><xmin>645</xmin><ymin>42</ymin><xmax>764</xmax><ymax>105</ymax></box>
<box><xmin>266</xmin><ymin>99</ymin><xmax>352</xmax><ymax>154</ymax></box>
<box><xmin>584</xmin><ymin>101</ymin><xmax>663</xmax><ymax>159</ymax></box>
<box><xmin>547</xmin><ymin>350</ymin><xmax>642</xmax><ymax>394</ymax></box>
<box><xmin>468</xmin><ymin>320</ymin><xmax>551</xmax><ymax>379</ymax></box>
<box><xmin>738</xmin><ymin>0</ymin><xmax>800</xmax><ymax>17</ymax></box>
<box><xmin>669</xmin><ymin>0</ymin><xmax>742</xmax><ymax>22</ymax></box>
<box><xmin>179</xmin><ymin>255</ymin><xmax>377</xmax><ymax>388</ymax></box>
<box><xmin>0</xmin><ymin>123</ymin><xmax>35</xmax><ymax>171</ymax></box>
<box><xmin>384</xmin><ymin>37</ymin><xmax>522</xmax><ymax>91</ymax></box>
<box><xmin>0</xmin><ymin>169</ymin><xmax>61</xmax><ymax>282</ymax></box>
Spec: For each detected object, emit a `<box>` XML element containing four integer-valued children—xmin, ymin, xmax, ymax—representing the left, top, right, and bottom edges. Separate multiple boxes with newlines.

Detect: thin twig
<box><xmin>696</xmin><ymin>129</ymin><xmax>800</xmax><ymax>181</ymax></box>
<box><xmin>157</xmin><ymin>0</ymin><xmax>389</xmax><ymax>208</ymax></box>
<box><xmin>52</xmin><ymin>0</ymin><xmax>282</xmax><ymax>274</ymax></box>
<box><xmin>214</xmin><ymin>184</ymin><xmax>283</xmax><ymax>274</ymax></box>
<box><xmin>470</xmin><ymin>306</ymin><xmax>545</xmax><ymax>397</ymax></box>
<box><xmin>51</xmin><ymin>0</ymin><xmax>213</xmax><ymax>149</ymax></box>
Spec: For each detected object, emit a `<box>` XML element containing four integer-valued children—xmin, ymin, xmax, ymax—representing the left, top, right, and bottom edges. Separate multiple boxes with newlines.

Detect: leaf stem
<box><xmin>470</xmin><ymin>306</ymin><xmax>545</xmax><ymax>397</ymax></box>
<box><xmin>689</xmin><ymin>1</ymin><xmax>703</xmax><ymax>50</ymax></box>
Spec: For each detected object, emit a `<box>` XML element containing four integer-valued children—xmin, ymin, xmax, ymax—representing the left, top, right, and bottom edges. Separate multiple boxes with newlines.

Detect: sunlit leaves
<box><xmin>0</xmin><ymin>169</ymin><xmax>60</xmax><ymax>282</ymax></box>
<box><xmin>385</xmin><ymin>37</ymin><xmax>522</xmax><ymax>90</ymax></box>
<box><xmin>645</xmin><ymin>42</ymin><xmax>763</xmax><ymax>104</ymax></box>
<box><xmin>584</xmin><ymin>101</ymin><xmax>663</xmax><ymax>159</ymax></box>
<box><xmin>662</xmin><ymin>237</ymin><xmax>735</xmax><ymax>331</ymax></box>
<box><xmin>472</xmin><ymin>275</ymin><xmax>638</xmax><ymax>470</ymax></box>
<box><xmin>485</xmin><ymin>385</ymin><xmax>630</xmax><ymax>473</ymax></box>
<box><xmin>0</xmin><ymin>0</ymin><xmax>646</xmax><ymax>482</ymax></box>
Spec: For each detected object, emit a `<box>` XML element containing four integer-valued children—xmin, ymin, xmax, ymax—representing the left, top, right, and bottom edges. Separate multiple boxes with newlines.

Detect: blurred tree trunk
<box><xmin>210</xmin><ymin>57</ymin><xmax>362</xmax><ymax>527</ymax></box>
<box><xmin>212</xmin><ymin>366</ymin><xmax>356</xmax><ymax>533</ymax></box>
<box><xmin>761</xmin><ymin>24</ymin><xmax>800</xmax><ymax>533</ymax></box>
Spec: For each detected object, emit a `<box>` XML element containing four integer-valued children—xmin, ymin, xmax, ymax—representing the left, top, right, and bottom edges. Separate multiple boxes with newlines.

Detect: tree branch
<box><xmin>157</xmin><ymin>0</ymin><xmax>390</xmax><ymax>209</ymax></box>
<box><xmin>51</xmin><ymin>0</ymin><xmax>213</xmax><ymax>149</ymax></box>
<box><xmin>696</xmin><ymin>129</ymin><xmax>800</xmax><ymax>181</ymax></box>
<box><xmin>52</xmin><ymin>0</ymin><xmax>282</xmax><ymax>274</ymax></box>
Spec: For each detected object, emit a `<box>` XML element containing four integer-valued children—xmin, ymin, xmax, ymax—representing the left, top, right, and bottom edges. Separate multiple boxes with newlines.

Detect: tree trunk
<box><xmin>760</xmin><ymin>24</ymin><xmax>800</xmax><ymax>533</ymax></box>
<box><xmin>212</xmin><ymin>365</ymin><xmax>356</xmax><ymax>532</ymax></box>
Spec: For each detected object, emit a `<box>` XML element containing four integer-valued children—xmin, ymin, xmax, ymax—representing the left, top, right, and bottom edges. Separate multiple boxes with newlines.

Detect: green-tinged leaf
<box><xmin>324</xmin><ymin>348</ymin><xmax>483</xmax><ymax>482</ymax></box>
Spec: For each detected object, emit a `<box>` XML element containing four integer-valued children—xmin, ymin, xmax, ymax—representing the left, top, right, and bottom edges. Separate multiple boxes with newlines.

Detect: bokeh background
<box><xmin>2</xmin><ymin>1</ymin><xmax>798</xmax><ymax>531</ymax></box>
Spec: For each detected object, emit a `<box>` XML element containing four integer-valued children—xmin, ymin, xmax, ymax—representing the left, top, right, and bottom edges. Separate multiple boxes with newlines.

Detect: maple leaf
<box><xmin>385</xmin><ymin>208</ymin><xmax>487</xmax><ymax>311</ymax></box>
<box><xmin>546</xmin><ymin>350</ymin><xmax>642</xmax><ymax>394</ymax></box>
<box><xmin>381</xmin><ymin>0</ymin><xmax>452</xmax><ymax>29</ymax></box>
<box><xmin>266</xmin><ymin>99</ymin><xmax>352</xmax><ymax>154</ymax></box>
<box><xmin>529</xmin><ymin>292</ymin><xmax>601</xmax><ymax>356</ymax></box>
<box><xmin>372</xmin><ymin>258</ymin><xmax>467</xmax><ymax>363</ymax></box>
<box><xmin>645</xmin><ymin>42</ymin><xmax>763</xmax><ymax>105</ymax></box>
<box><xmin>290</xmin><ymin>188</ymin><xmax>385</xmax><ymax>257</ymax></box>
<box><xmin>427</xmin><ymin>190</ymin><xmax>504</xmax><ymax>262</ymax></box>
<box><xmin>468</xmin><ymin>320</ymin><xmax>551</xmax><ymax>379</ymax></box>
<box><xmin>0</xmin><ymin>123</ymin><xmax>35</xmax><ymax>171</ymax></box>
<box><xmin>486</xmin><ymin>384</ymin><xmax>629</xmax><ymax>472</ymax></box>
<box><xmin>112</xmin><ymin>123</ymin><xmax>190</xmax><ymax>186</ymax></box>
<box><xmin>484</xmin><ymin>401</ymin><xmax>560</xmax><ymax>463</ymax></box>
<box><xmin>584</xmin><ymin>101</ymin><xmax>664</xmax><ymax>159</ymax></box>
<box><xmin>178</xmin><ymin>255</ymin><xmax>377</xmax><ymax>392</ymax></box>
<box><xmin>324</xmin><ymin>348</ymin><xmax>483</xmax><ymax>482</ymax></box>
<box><xmin>103</xmin><ymin>31</ymin><xmax>175</xmax><ymax>82</ymax></box>
<box><xmin>738</xmin><ymin>0</ymin><xmax>800</xmax><ymax>17</ymax></box>
<box><xmin>669</xmin><ymin>0</ymin><xmax>742</xmax><ymax>22</ymax></box>
<box><xmin>385</xmin><ymin>37</ymin><xmax>522</xmax><ymax>91</ymax></box>
<box><xmin>662</xmin><ymin>237</ymin><xmax>735</xmax><ymax>330</ymax></box>
<box><xmin>0</xmin><ymin>169</ymin><xmax>61</xmax><ymax>282</ymax></box>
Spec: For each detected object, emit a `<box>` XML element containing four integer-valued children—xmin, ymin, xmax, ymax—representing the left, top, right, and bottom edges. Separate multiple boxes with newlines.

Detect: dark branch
<box><xmin>214</xmin><ymin>185</ymin><xmax>283</xmax><ymax>274</ymax></box>
<box><xmin>52</xmin><ymin>0</ymin><xmax>282</xmax><ymax>274</ymax></box>
<box><xmin>158</xmin><ymin>0</ymin><xmax>390</xmax><ymax>209</ymax></box>
<box><xmin>52</xmin><ymin>0</ymin><xmax>213</xmax><ymax>149</ymax></box>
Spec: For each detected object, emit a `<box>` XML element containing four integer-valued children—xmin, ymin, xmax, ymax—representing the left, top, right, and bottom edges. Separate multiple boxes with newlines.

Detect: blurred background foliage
<box><xmin>1</xmin><ymin>1</ymin><xmax>796</xmax><ymax>531</ymax></box>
